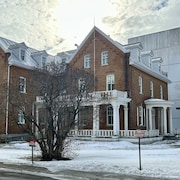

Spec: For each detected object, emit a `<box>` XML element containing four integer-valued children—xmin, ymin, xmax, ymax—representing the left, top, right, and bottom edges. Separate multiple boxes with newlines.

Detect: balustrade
<box><xmin>69</xmin><ymin>129</ymin><xmax>159</xmax><ymax>138</ymax></box>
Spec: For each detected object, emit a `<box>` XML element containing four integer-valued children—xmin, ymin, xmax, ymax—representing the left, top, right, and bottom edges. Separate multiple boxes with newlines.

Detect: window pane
<box><xmin>107</xmin><ymin>106</ymin><xmax>113</xmax><ymax>125</ymax></box>
<box><xmin>106</xmin><ymin>74</ymin><xmax>114</xmax><ymax>91</ymax></box>
<box><xmin>101</xmin><ymin>51</ymin><xmax>108</xmax><ymax>65</ymax></box>
<box><xmin>19</xmin><ymin>77</ymin><xmax>26</xmax><ymax>93</ymax></box>
<box><xmin>21</xmin><ymin>49</ymin><xmax>25</xmax><ymax>61</ymax></box>
<box><xmin>84</xmin><ymin>54</ymin><xmax>90</xmax><ymax>68</ymax></box>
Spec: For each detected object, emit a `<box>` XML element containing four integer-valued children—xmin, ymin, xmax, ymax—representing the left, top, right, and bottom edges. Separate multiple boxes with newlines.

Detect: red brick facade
<box><xmin>69</xmin><ymin>28</ymin><xmax>168</xmax><ymax>131</ymax></box>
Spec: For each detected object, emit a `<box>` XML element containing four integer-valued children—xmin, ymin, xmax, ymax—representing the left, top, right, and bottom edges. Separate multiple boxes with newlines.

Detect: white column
<box><xmin>148</xmin><ymin>107</ymin><xmax>153</xmax><ymax>130</ymax></box>
<box><xmin>92</xmin><ymin>105</ymin><xmax>100</xmax><ymax>137</ymax></box>
<box><xmin>112</xmin><ymin>103</ymin><xmax>120</xmax><ymax>136</ymax></box>
<box><xmin>124</xmin><ymin>105</ymin><xmax>128</xmax><ymax>130</ymax></box>
<box><xmin>169</xmin><ymin>107</ymin><xmax>173</xmax><ymax>134</ymax></box>
<box><xmin>163</xmin><ymin>107</ymin><xmax>167</xmax><ymax>134</ymax></box>
<box><xmin>146</xmin><ymin>108</ymin><xmax>149</xmax><ymax>130</ymax></box>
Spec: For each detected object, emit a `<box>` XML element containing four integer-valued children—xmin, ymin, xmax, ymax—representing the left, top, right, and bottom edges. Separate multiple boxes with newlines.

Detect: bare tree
<box><xmin>10</xmin><ymin>61</ymin><xmax>94</xmax><ymax>160</ymax></box>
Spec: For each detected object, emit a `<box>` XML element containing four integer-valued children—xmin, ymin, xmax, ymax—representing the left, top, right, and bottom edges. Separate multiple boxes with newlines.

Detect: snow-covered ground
<box><xmin>0</xmin><ymin>139</ymin><xmax>180</xmax><ymax>179</ymax></box>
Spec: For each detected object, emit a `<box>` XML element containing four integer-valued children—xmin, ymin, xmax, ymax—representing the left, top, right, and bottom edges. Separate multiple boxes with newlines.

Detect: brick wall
<box><xmin>69</xmin><ymin>29</ymin><xmax>169</xmax><ymax>131</ymax></box>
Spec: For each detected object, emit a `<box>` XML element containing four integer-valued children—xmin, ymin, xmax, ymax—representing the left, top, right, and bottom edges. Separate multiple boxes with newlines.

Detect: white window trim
<box><xmin>19</xmin><ymin>48</ymin><xmax>25</xmax><ymax>61</ymax></box>
<box><xmin>150</xmin><ymin>81</ymin><xmax>154</xmax><ymax>97</ymax></box>
<box><xmin>107</xmin><ymin>106</ymin><xmax>113</xmax><ymax>126</ymax></box>
<box><xmin>106</xmin><ymin>74</ymin><xmax>115</xmax><ymax>91</ymax></box>
<box><xmin>41</xmin><ymin>56</ymin><xmax>46</xmax><ymax>67</ymax></box>
<box><xmin>84</xmin><ymin>54</ymin><xmax>90</xmax><ymax>68</ymax></box>
<box><xmin>138</xmin><ymin>76</ymin><xmax>143</xmax><ymax>94</ymax></box>
<box><xmin>78</xmin><ymin>78</ymin><xmax>86</xmax><ymax>93</ymax></box>
<box><xmin>19</xmin><ymin>77</ymin><xmax>26</xmax><ymax>93</ymax></box>
<box><xmin>160</xmin><ymin>85</ymin><xmax>163</xmax><ymax>99</ymax></box>
<box><xmin>18</xmin><ymin>107</ymin><xmax>25</xmax><ymax>124</ymax></box>
<box><xmin>137</xmin><ymin>106</ymin><xmax>144</xmax><ymax>126</ymax></box>
<box><xmin>101</xmin><ymin>51</ymin><xmax>108</xmax><ymax>65</ymax></box>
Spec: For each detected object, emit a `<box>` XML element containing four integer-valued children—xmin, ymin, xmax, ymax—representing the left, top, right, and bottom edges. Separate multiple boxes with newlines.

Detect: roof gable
<box><xmin>69</xmin><ymin>26</ymin><xmax>128</xmax><ymax>63</ymax></box>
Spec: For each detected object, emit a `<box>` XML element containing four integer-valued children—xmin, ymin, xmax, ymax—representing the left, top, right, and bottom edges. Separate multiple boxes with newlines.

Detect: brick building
<box><xmin>0</xmin><ymin>37</ymin><xmax>52</xmax><ymax>141</ymax></box>
<box><xmin>67</xmin><ymin>26</ymin><xmax>173</xmax><ymax>139</ymax></box>
<box><xmin>0</xmin><ymin>26</ymin><xmax>174</xmax><ymax>141</ymax></box>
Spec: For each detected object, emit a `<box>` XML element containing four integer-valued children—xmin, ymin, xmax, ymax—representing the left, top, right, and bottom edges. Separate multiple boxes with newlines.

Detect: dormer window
<box><xmin>62</xmin><ymin>57</ymin><xmax>67</xmax><ymax>64</ymax></box>
<box><xmin>20</xmin><ymin>49</ymin><xmax>25</xmax><ymax>61</ymax></box>
<box><xmin>42</xmin><ymin>56</ymin><xmax>46</xmax><ymax>67</ymax></box>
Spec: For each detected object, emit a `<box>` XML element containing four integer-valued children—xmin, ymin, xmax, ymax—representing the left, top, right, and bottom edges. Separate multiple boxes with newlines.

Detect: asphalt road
<box><xmin>0</xmin><ymin>170</ymin><xmax>55</xmax><ymax>180</ymax></box>
<box><xmin>0</xmin><ymin>169</ymin><xmax>172</xmax><ymax>180</ymax></box>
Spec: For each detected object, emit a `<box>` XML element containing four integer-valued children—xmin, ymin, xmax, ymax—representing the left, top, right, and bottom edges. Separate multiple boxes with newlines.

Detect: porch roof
<box><xmin>144</xmin><ymin>98</ymin><xmax>174</xmax><ymax>108</ymax></box>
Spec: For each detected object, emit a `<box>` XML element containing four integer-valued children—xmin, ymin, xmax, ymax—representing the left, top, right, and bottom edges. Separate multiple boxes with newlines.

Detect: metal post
<box><xmin>32</xmin><ymin>146</ymin><xmax>34</xmax><ymax>164</ymax></box>
<box><xmin>138</xmin><ymin>137</ymin><xmax>142</xmax><ymax>170</ymax></box>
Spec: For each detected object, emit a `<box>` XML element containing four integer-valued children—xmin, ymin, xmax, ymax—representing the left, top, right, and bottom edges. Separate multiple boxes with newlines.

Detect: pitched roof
<box><xmin>0</xmin><ymin>37</ymin><xmax>51</xmax><ymax>69</ymax></box>
<box><xmin>69</xmin><ymin>26</ymin><xmax>129</xmax><ymax>63</ymax></box>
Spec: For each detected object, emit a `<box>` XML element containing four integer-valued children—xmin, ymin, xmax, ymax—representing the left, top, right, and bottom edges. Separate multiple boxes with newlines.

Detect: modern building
<box><xmin>128</xmin><ymin>27</ymin><xmax>180</xmax><ymax>131</ymax></box>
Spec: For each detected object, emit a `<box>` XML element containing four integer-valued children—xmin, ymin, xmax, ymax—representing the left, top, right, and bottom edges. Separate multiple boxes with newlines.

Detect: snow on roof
<box><xmin>0</xmin><ymin>37</ymin><xmax>52</xmax><ymax>69</ymax></box>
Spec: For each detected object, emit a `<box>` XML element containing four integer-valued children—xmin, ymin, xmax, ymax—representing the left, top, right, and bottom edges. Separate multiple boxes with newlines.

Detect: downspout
<box><xmin>124</xmin><ymin>53</ymin><xmax>130</xmax><ymax>95</ymax></box>
<box><xmin>93</xmin><ymin>28</ymin><xmax>96</xmax><ymax>91</ymax></box>
<box><xmin>5</xmin><ymin>63</ymin><xmax>11</xmax><ymax>135</ymax></box>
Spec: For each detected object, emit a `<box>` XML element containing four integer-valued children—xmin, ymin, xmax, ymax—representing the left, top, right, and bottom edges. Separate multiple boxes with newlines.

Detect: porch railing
<box><xmin>86</xmin><ymin>90</ymin><xmax>128</xmax><ymax>99</ymax></box>
<box><xmin>69</xmin><ymin>129</ymin><xmax>159</xmax><ymax>138</ymax></box>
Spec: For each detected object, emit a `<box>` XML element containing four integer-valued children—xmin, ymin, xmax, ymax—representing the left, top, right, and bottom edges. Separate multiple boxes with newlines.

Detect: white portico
<box><xmin>144</xmin><ymin>98</ymin><xmax>174</xmax><ymax>135</ymax></box>
<box><xmin>81</xmin><ymin>90</ymin><xmax>131</xmax><ymax>137</ymax></box>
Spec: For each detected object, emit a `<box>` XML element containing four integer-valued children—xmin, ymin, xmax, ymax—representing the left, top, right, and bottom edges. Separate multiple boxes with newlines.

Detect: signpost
<box><xmin>135</xmin><ymin>130</ymin><xmax>144</xmax><ymax>170</ymax></box>
<box><xmin>29</xmin><ymin>140</ymin><xmax>36</xmax><ymax>164</ymax></box>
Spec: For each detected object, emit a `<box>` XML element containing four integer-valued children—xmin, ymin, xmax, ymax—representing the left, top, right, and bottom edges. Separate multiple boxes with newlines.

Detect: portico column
<box><xmin>112</xmin><ymin>103</ymin><xmax>120</xmax><ymax>136</ymax></box>
<box><xmin>163</xmin><ymin>107</ymin><xmax>167</xmax><ymax>134</ymax></box>
<box><xmin>92</xmin><ymin>104</ymin><xmax>100</xmax><ymax>137</ymax></box>
<box><xmin>169</xmin><ymin>107</ymin><xmax>173</xmax><ymax>134</ymax></box>
<box><xmin>145</xmin><ymin>108</ymin><xmax>149</xmax><ymax>130</ymax></box>
<box><xmin>124</xmin><ymin>105</ymin><xmax>128</xmax><ymax>130</ymax></box>
<box><xmin>148</xmin><ymin>107</ymin><xmax>153</xmax><ymax>130</ymax></box>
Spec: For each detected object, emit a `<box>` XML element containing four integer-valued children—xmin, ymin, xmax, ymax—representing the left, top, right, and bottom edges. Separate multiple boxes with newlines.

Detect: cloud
<box><xmin>103</xmin><ymin>0</ymin><xmax>180</xmax><ymax>44</ymax></box>
<box><xmin>0</xmin><ymin>0</ymin><xmax>64</xmax><ymax>54</ymax></box>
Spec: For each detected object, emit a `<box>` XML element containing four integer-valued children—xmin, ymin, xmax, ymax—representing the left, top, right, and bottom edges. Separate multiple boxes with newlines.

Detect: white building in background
<box><xmin>128</xmin><ymin>27</ymin><xmax>180</xmax><ymax>130</ymax></box>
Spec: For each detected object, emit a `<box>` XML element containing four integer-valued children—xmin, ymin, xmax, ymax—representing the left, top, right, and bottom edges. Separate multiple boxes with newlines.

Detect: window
<box><xmin>18</xmin><ymin>108</ymin><xmax>25</xmax><ymax>124</ymax></box>
<box><xmin>19</xmin><ymin>77</ymin><xmax>26</xmax><ymax>93</ymax></box>
<box><xmin>137</xmin><ymin>106</ymin><xmax>144</xmax><ymax>126</ymax></box>
<box><xmin>138</xmin><ymin>76</ymin><xmax>142</xmax><ymax>94</ymax></box>
<box><xmin>150</xmin><ymin>81</ymin><xmax>154</xmax><ymax>97</ymax></box>
<box><xmin>101</xmin><ymin>51</ymin><xmax>108</xmax><ymax>65</ymax></box>
<box><xmin>84</xmin><ymin>54</ymin><xmax>90</xmax><ymax>68</ymax></box>
<box><xmin>78</xmin><ymin>78</ymin><xmax>86</xmax><ymax>93</ymax></box>
<box><xmin>20</xmin><ymin>49</ymin><xmax>25</xmax><ymax>61</ymax></box>
<box><xmin>42</xmin><ymin>56</ymin><xmax>46</xmax><ymax>67</ymax></box>
<box><xmin>106</xmin><ymin>74</ymin><xmax>114</xmax><ymax>91</ymax></box>
<box><xmin>62</xmin><ymin>57</ymin><xmax>66</xmax><ymax>64</ymax></box>
<box><xmin>107</xmin><ymin>106</ymin><xmax>113</xmax><ymax>125</ymax></box>
<box><xmin>160</xmin><ymin>85</ymin><xmax>163</xmax><ymax>99</ymax></box>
